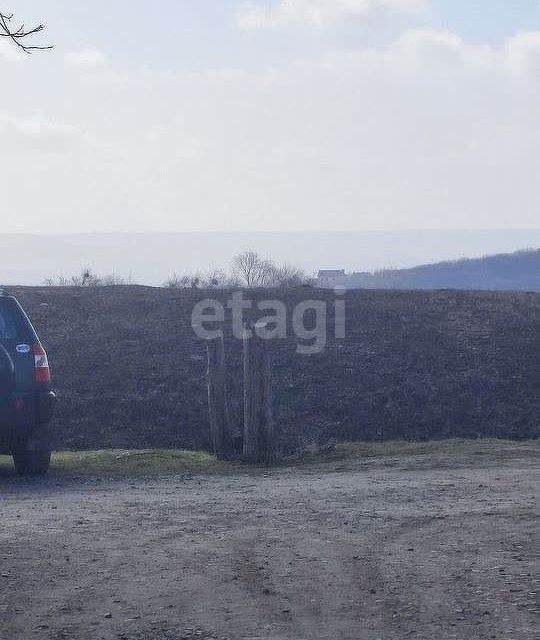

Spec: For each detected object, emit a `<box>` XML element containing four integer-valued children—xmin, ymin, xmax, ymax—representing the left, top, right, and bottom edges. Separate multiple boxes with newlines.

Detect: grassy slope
<box><xmin>1</xmin><ymin>439</ymin><xmax>537</xmax><ymax>477</ymax></box>
<box><xmin>10</xmin><ymin>286</ymin><xmax>540</xmax><ymax>450</ymax></box>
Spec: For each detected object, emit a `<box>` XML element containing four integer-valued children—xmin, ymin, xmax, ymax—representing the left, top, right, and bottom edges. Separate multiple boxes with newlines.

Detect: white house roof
<box><xmin>318</xmin><ymin>269</ymin><xmax>346</xmax><ymax>277</ymax></box>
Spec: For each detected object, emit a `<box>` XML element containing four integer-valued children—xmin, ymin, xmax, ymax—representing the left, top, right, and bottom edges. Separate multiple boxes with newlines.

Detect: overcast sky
<box><xmin>1</xmin><ymin>1</ymin><xmax>539</xmax><ymax>233</ymax></box>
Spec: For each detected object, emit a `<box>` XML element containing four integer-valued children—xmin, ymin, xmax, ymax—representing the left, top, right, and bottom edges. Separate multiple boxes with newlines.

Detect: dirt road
<box><xmin>0</xmin><ymin>443</ymin><xmax>538</xmax><ymax>640</ymax></box>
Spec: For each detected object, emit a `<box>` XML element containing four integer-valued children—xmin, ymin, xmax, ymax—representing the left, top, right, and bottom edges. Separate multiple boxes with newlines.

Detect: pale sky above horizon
<box><xmin>1</xmin><ymin>1</ymin><xmax>539</xmax><ymax>233</ymax></box>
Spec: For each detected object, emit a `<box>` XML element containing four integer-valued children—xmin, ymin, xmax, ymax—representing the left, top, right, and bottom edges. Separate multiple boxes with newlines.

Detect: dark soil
<box><xmin>11</xmin><ymin>286</ymin><xmax>540</xmax><ymax>450</ymax></box>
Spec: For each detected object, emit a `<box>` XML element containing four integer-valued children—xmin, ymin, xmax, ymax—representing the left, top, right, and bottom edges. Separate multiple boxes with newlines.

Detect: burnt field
<box><xmin>11</xmin><ymin>286</ymin><xmax>540</xmax><ymax>450</ymax></box>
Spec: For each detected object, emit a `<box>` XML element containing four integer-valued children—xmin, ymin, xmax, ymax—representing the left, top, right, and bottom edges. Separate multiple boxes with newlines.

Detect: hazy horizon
<box><xmin>3</xmin><ymin>227</ymin><xmax>540</xmax><ymax>237</ymax></box>
<box><xmin>2</xmin><ymin>229</ymin><xmax>539</xmax><ymax>286</ymax></box>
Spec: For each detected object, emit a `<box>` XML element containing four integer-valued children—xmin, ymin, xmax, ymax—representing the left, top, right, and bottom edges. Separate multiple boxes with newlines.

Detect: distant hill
<box><xmin>346</xmin><ymin>249</ymin><xmax>540</xmax><ymax>291</ymax></box>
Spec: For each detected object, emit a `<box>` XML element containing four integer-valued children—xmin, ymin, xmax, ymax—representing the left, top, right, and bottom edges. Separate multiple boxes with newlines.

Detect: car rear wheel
<box><xmin>12</xmin><ymin>440</ymin><xmax>51</xmax><ymax>476</ymax></box>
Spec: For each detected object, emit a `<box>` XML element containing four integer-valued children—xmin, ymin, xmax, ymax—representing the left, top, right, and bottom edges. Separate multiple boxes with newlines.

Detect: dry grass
<box><xmin>0</xmin><ymin>449</ymin><xmax>229</xmax><ymax>477</ymax></box>
<box><xmin>1</xmin><ymin>438</ymin><xmax>537</xmax><ymax>478</ymax></box>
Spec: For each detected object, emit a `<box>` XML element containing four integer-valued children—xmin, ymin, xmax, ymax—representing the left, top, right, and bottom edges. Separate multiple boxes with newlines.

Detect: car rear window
<box><xmin>0</xmin><ymin>300</ymin><xmax>27</xmax><ymax>340</ymax></box>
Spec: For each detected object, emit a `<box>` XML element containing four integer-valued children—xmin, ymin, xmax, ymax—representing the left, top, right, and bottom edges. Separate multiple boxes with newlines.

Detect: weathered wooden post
<box><xmin>206</xmin><ymin>335</ymin><xmax>234</xmax><ymax>460</ymax></box>
<box><xmin>243</xmin><ymin>322</ymin><xmax>277</xmax><ymax>463</ymax></box>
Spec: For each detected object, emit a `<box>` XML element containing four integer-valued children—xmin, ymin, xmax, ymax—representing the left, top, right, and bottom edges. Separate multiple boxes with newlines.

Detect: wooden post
<box><xmin>243</xmin><ymin>322</ymin><xmax>276</xmax><ymax>463</ymax></box>
<box><xmin>206</xmin><ymin>335</ymin><xmax>233</xmax><ymax>460</ymax></box>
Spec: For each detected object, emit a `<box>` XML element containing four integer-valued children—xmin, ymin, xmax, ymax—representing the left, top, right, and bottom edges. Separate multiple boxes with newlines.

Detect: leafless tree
<box><xmin>164</xmin><ymin>273</ymin><xmax>192</xmax><ymax>289</ymax></box>
<box><xmin>164</xmin><ymin>273</ymin><xmax>203</xmax><ymax>288</ymax></box>
<box><xmin>232</xmin><ymin>251</ymin><xmax>274</xmax><ymax>287</ymax></box>
<box><xmin>267</xmin><ymin>264</ymin><xmax>307</xmax><ymax>288</ymax></box>
<box><xmin>206</xmin><ymin>269</ymin><xmax>229</xmax><ymax>288</ymax></box>
<box><xmin>164</xmin><ymin>254</ymin><xmax>307</xmax><ymax>289</ymax></box>
<box><xmin>0</xmin><ymin>10</ymin><xmax>52</xmax><ymax>53</ymax></box>
<box><xmin>165</xmin><ymin>269</ymin><xmax>240</xmax><ymax>289</ymax></box>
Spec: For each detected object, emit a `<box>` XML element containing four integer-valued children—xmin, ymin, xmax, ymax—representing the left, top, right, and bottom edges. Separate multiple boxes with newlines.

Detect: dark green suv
<box><xmin>0</xmin><ymin>290</ymin><xmax>56</xmax><ymax>475</ymax></box>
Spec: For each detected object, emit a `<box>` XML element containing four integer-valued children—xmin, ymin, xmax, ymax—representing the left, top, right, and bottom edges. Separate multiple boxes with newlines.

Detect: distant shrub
<box><xmin>44</xmin><ymin>269</ymin><xmax>133</xmax><ymax>287</ymax></box>
<box><xmin>164</xmin><ymin>271</ymin><xmax>240</xmax><ymax>289</ymax></box>
<box><xmin>165</xmin><ymin>251</ymin><xmax>308</xmax><ymax>290</ymax></box>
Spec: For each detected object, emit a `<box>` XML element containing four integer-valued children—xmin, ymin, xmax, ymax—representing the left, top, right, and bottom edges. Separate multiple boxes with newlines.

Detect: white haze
<box><xmin>0</xmin><ymin>7</ymin><xmax>539</xmax><ymax>234</ymax></box>
<box><xmin>1</xmin><ymin>230</ymin><xmax>539</xmax><ymax>286</ymax></box>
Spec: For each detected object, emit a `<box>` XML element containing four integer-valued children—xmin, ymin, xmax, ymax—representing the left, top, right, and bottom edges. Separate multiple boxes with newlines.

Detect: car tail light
<box><xmin>33</xmin><ymin>344</ymin><xmax>51</xmax><ymax>384</ymax></box>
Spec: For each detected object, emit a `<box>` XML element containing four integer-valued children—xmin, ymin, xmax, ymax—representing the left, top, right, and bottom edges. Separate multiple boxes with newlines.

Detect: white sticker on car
<box><xmin>16</xmin><ymin>344</ymin><xmax>31</xmax><ymax>354</ymax></box>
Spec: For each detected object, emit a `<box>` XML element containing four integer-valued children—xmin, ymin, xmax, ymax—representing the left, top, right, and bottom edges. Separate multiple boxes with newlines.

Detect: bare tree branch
<box><xmin>0</xmin><ymin>10</ymin><xmax>52</xmax><ymax>54</ymax></box>
<box><xmin>233</xmin><ymin>251</ymin><xmax>275</xmax><ymax>288</ymax></box>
